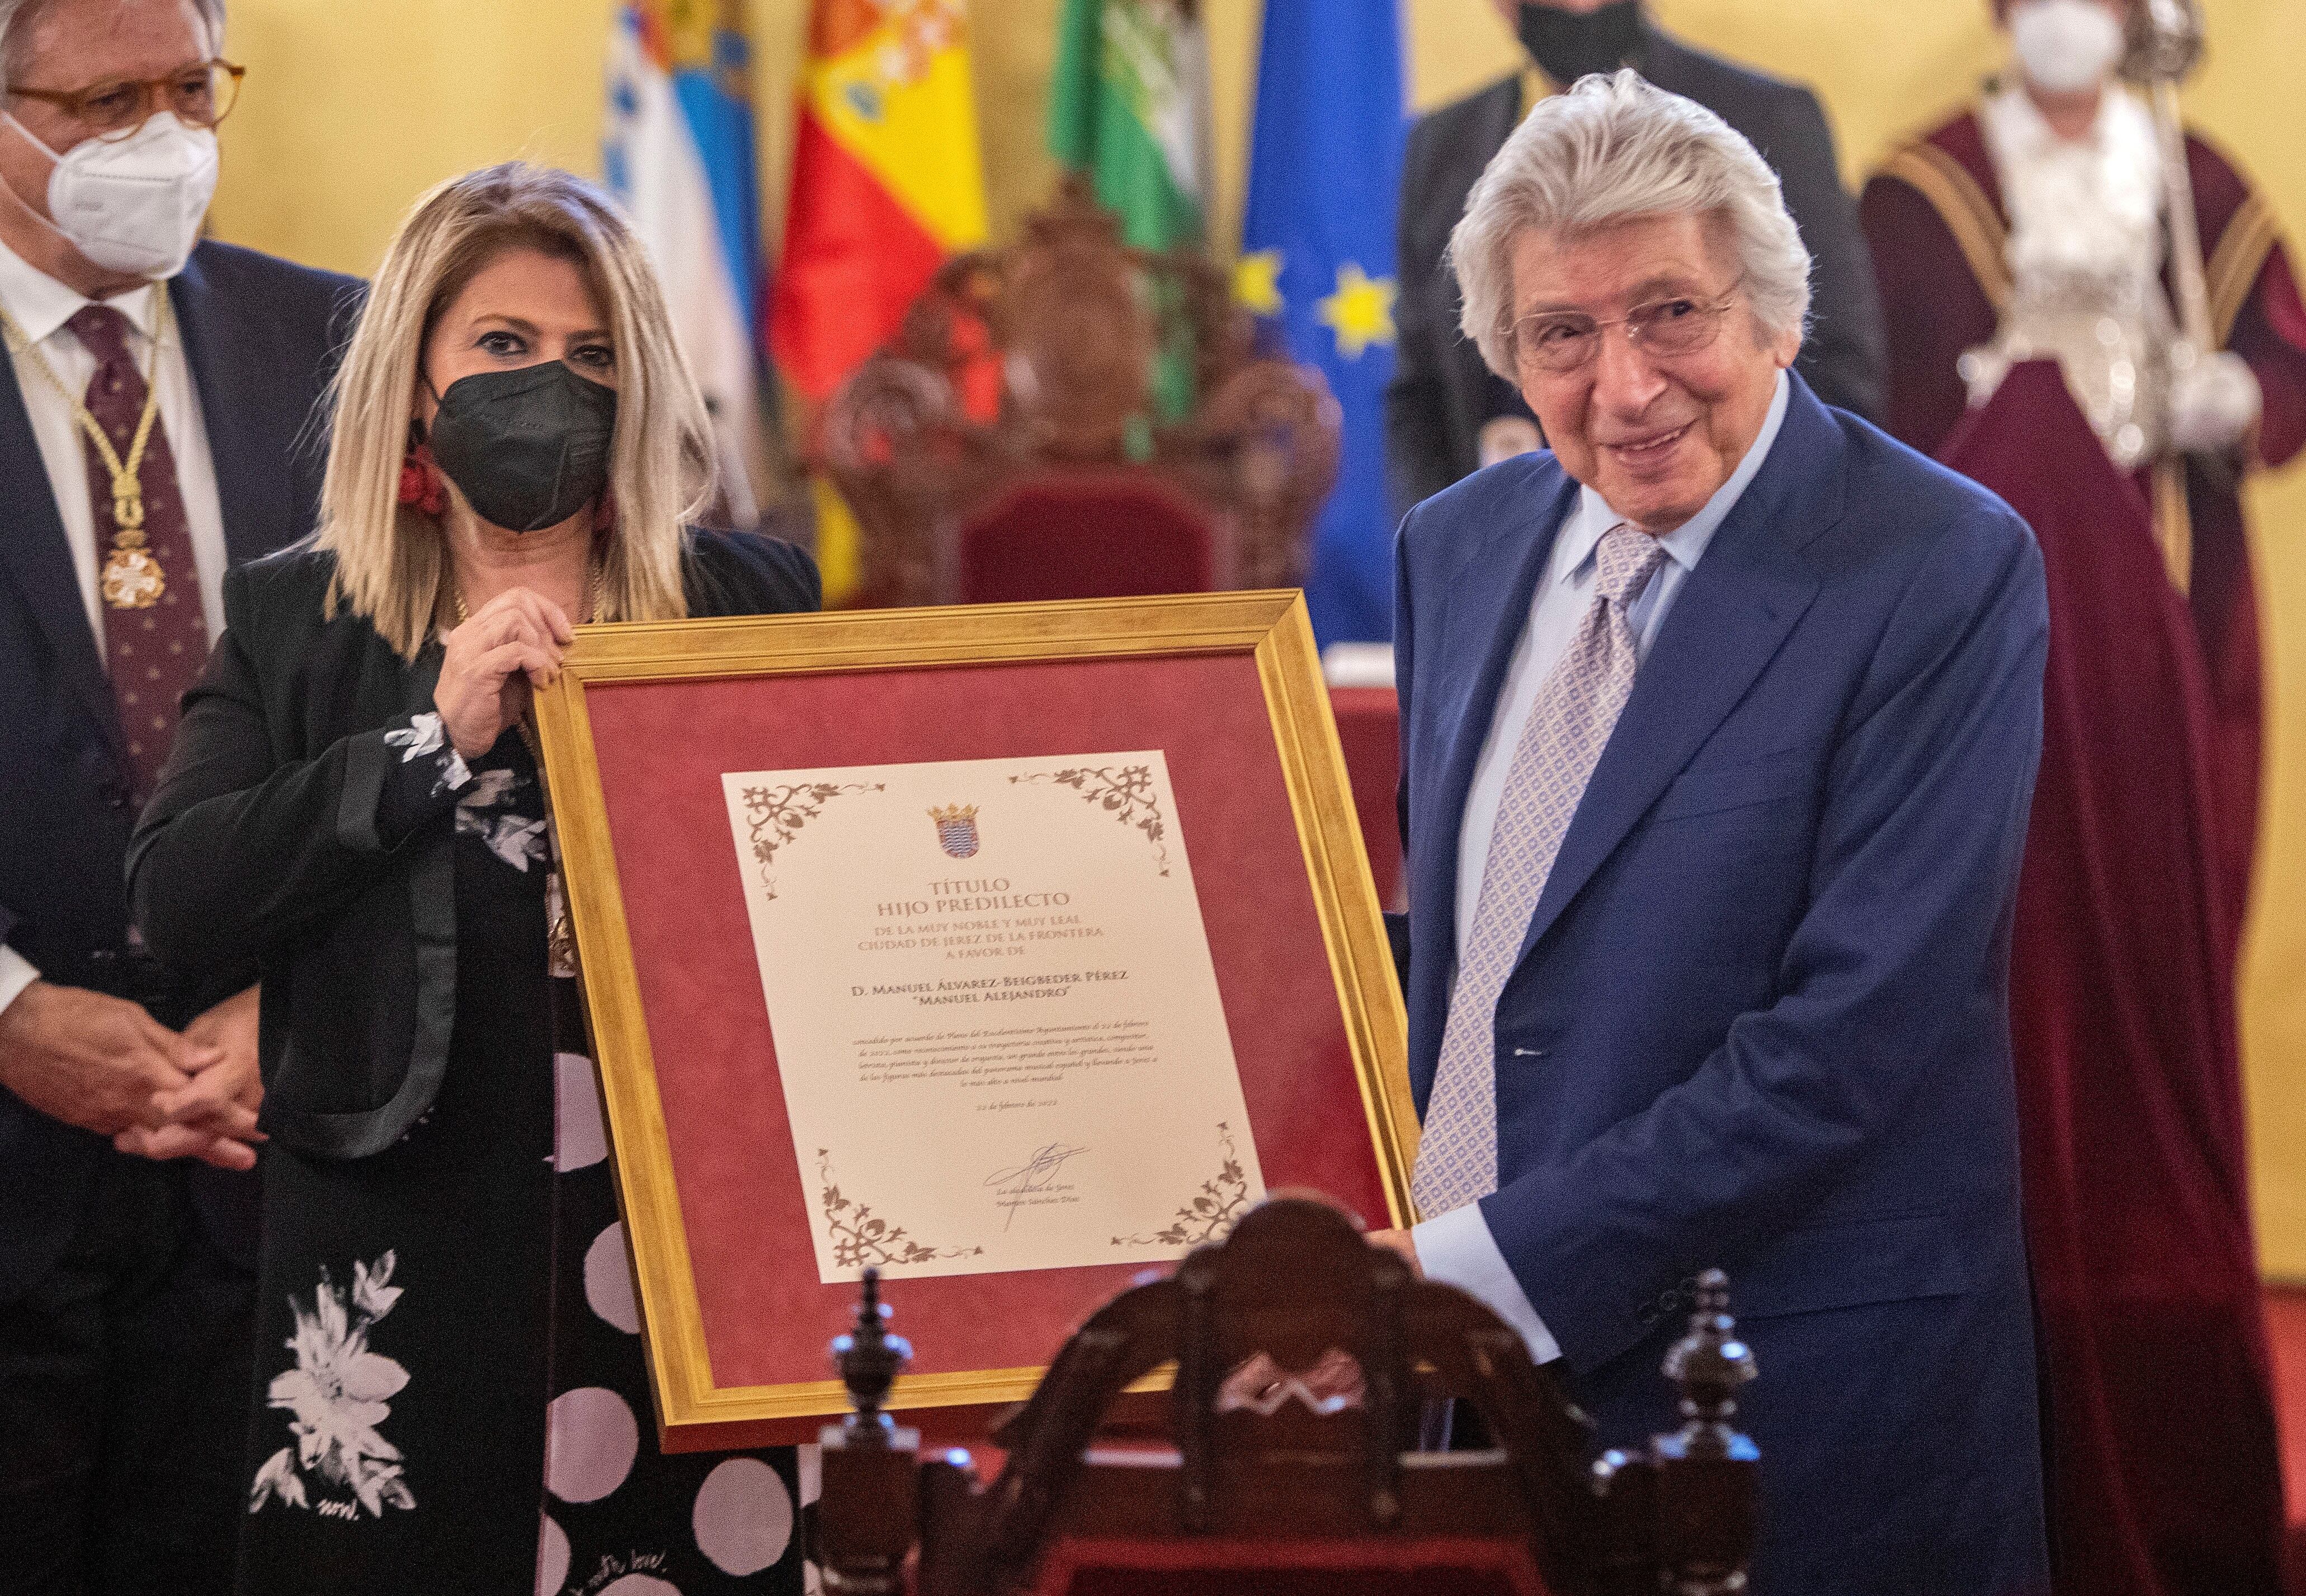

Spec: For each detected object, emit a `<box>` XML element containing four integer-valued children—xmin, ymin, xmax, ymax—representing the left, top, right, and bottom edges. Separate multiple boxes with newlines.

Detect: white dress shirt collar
<box><xmin>0</xmin><ymin>236</ymin><xmax>162</xmax><ymax>348</ymax></box>
<box><xmin>1555</xmin><ymin>368</ymin><xmax>1793</xmax><ymax>584</ymax></box>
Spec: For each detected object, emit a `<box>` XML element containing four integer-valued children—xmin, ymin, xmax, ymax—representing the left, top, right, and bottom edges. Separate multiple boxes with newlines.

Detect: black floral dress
<box><xmin>237</xmin><ymin>715</ymin><xmax>807</xmax><ymax>1595</ymax></box>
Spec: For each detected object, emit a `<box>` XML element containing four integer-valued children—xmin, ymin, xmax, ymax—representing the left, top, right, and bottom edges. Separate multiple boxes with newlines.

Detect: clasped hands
<box><xmin>0</xmin><ymin>980</ymin><xmax>263</xmax><ymax>1171</ymax></box>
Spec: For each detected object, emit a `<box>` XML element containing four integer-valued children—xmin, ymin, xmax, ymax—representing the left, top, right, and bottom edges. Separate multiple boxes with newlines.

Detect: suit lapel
<box><xmin>171</xmin><ymin>249</ymin><xmax>294</xmax><ymax>565</ymax></box>
<box><xmin>0</xmin><ymin>355</ymin><xmax>125</xmax><ymax>759</ymax></box>
<box><xmin>1420</xmin><ymin>469</ymin><xmax>1583</xmax><ymax>950</ymax></box>
<box><xmin>1513</xmin><ymin>384</ymin><xmax>1842</xmax><ymax>966</ymax></box>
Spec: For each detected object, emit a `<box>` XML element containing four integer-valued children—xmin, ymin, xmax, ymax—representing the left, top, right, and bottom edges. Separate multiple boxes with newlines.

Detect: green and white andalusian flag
<box><xmin>1048</xmin><ymin>0</ymin><xmax>1208</xmax><ymax>252</ymax></box>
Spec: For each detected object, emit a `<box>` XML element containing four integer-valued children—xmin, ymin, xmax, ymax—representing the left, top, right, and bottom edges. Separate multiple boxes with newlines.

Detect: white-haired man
<box><xmin>0</xmin><ymin>0</ymin><xmax>357</xmax><ymax>1589</ymax></box>
<box><xmin>1386</xmin><ymin>0</ymin><xmax>1885</xmax><ymax>514</ymax></box>
<box><xmin>1372</xmin><ymin>73</ymin><xmax>2051</xmax><ymax>1594</ymax></box>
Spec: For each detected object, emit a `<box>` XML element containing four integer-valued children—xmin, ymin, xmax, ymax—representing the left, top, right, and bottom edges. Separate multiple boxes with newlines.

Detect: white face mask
<box><xmin>2</xmin><ymin>110</ymin><xmax>219</xmax><ymax>280</ymax></box>
<box><xmin>2010</xmin><ymin>0</ymin><xmax>2128</xmax><ymax>96</ymax></box>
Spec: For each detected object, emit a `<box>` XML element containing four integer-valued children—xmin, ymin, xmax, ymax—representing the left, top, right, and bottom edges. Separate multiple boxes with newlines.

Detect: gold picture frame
<box><xmin>534</xmin><ymin>591</ymin><xmax>1415</xmax><ymax>1448</ymax></box>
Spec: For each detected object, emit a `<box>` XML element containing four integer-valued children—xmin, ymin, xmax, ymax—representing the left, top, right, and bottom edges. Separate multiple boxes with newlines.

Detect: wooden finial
<box><xmin>832</xmin><ymin>1267</ymin><xmax>912</xmax><ymax>1446</ymax></box>
<box><xmin>1661</xmin><ymin>1270</ymin><xmax>1757</xmax><ymax>1462</ymax></box>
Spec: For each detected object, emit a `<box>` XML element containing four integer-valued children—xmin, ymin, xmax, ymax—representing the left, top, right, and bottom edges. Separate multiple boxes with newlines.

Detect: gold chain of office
<box><xmin>0</xmin><ymin>291</ymin><xmax>172</xmax><ymax>610</ymax></box>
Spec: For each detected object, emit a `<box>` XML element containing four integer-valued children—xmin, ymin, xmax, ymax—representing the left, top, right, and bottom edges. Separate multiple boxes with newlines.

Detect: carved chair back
<box><xmin>813</xmin><ymin>1198</ymin><xmax>1758</xmax><ymax>1596</ymax></box>
<box><xmin>820</xmin><ymin>180</ymin><xmax>1340</xmax><ymax>609</ymax></box>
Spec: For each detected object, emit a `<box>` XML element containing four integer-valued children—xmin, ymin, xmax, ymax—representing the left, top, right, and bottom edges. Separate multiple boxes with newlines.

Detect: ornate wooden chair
<box><xmin>820</xmin><ymin>181</ymin><xmax>1341</xmax><ymax>608</ymax></box>
<box><xmin>814</xmin><ymin>1198</ymin><xmax>1758</xmax><ymax>1596</ymax></box>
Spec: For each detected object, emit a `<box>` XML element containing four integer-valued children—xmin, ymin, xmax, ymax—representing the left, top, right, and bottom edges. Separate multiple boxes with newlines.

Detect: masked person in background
<box><xmin>0</xmin><ymin>0</ymin><xmax>359</xmax><ymax>1589</ymax></box>
<box><xmin>128</xmin><ymin>163</ymin><xmax>820</xmax><ymax>1596</ymax></box>
<box><xmin>1862</xmin><ymin>4</ymin><xmax>2306</xmax><ymax>1594</ymax></box>
<box><xmin>1386</xmin><ymin>0</ymin><xmax>1885</xmax><ymax>516</ymax></box>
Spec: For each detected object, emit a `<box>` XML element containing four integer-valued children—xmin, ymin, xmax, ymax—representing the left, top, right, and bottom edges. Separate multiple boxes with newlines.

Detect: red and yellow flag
<box><xmin>773</xmin><ymin>0</ymin><xmax>988</xmax><ymax>599</ymax></box>
<box><xmin>773</xmin><ymin>0</ymin><xmax>987</xmax><ymax>395</ymax></box>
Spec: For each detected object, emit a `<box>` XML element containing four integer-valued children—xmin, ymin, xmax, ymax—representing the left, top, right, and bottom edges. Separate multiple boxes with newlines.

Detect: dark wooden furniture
<box><xmin>820</xmin><ymin>180</ymin><xmax>1341</xmax><ymax>608</ymax></box>
<box><xmin>814</xmin><ymin>1198</ymin><xmax>1757</xmax><ymax>1596</ymax></box>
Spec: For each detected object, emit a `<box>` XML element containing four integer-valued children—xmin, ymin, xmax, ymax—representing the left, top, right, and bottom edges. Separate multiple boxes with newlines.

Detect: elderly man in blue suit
<box><xmin>0</xmin><ymin>0</ymin><xmax>357</xmax><ymax>1589</ymax></box>
<box><xmin>1369</xmin><ymin>73</ymin><xmax>2052</xmax><ymax>1594</ymax></box>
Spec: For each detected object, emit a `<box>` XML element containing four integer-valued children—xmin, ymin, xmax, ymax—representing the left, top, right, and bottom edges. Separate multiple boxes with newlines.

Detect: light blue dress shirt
<box><xmin>1413</xmin><ymin>372</ymin><xmax>1791</xmax><ymax>1361</ymax></box>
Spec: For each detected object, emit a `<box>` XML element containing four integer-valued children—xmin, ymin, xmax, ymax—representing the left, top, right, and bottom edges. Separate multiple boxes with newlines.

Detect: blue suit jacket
<box><xmin>0</xmin><ymin>240</ymin><xmax>361</xmax><ymax>1300</ymax></box>
<box><xmin>1396</xmin><ymin>378</ymin><xmax>2051</xmax><ymax>1594</ymax></box>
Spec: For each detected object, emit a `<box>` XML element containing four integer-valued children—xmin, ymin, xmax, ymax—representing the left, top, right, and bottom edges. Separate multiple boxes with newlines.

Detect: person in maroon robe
<box><xmin>1860</xmin><ymin>4</ymin><xmax>2306</xmax><ymax>1594</ymax></box>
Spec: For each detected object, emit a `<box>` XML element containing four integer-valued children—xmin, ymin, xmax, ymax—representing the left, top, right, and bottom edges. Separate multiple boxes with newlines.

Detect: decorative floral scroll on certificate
<box><xmin>720</xmin><ymin>752</ymin><xmax>1266</xmax><ymax>1282</ymax></box>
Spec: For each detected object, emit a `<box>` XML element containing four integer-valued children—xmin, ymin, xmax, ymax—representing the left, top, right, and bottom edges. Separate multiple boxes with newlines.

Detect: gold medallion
<box><xmin>102</xmin><ymin>544</ymin><xmax>166</xmax><ymax>610</ymax></box>
<box><xmin>0</xmin><ymin>295</ymin><xmax>174</xmax><ymax>615</ymax></box>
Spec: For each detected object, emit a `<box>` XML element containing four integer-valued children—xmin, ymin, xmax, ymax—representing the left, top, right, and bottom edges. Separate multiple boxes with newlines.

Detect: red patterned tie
<box><xmin>70</xmin><ymin>303</ymin><xmax>207</xmax><ymax>804</ymax></box>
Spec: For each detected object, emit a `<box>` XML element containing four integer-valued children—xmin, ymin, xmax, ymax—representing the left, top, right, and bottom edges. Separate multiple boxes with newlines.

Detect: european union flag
<box><xmin>1241</xmin><ymin>0</ymin><xmax>1407</xmax><ymax>646</ymax></box>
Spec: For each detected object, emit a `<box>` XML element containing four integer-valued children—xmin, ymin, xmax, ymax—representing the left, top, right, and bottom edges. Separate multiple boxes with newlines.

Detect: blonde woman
<box><xmin>127</xmin><ymin>164</ymin><xmax>817</xmax><ymax>1594</ymax></box>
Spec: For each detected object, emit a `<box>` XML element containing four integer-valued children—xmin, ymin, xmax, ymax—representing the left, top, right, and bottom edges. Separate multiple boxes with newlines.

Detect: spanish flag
<box><xmin>772</xmin><ymin>1</ymin><xmax>988</xmax><ymax>597</ymax></box>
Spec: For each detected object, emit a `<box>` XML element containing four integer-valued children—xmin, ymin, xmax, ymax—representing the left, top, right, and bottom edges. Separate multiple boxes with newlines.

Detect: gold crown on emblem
<box><xmin>928</xmin><ymin>804</ymin><xmax>979</xmax><ymax>824</ymax></box>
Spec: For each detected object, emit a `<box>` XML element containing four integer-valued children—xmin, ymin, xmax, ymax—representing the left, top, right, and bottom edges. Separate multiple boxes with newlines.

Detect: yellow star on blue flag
<box><xmin>1315</xmin><ymin>263</ymin><xmax>1397</xmax><ymax>360</ymax></box>
<box><xmin>1234</xmin><ymin>249</ymin><xmax>1285</xmax><ymax>317</ymax></box>
<box><xmin>1239</xmin><ymin>0</ymin><xmax>1405</xmax><ymax>644</ymax></box>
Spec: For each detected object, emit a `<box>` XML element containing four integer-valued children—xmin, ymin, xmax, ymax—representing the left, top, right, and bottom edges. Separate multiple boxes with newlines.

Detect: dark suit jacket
<box><xmin>1387</xmin><ymin>23</ymin><xmax>1887</xmax><ymax>513</ymax></box>
<box><xmin>0</xmin><ymin>241</ymin><xmax>361</xmax><ymax>1301</ymax></box>
<box><xmin>126</xmin><ymin>534</ymin><xmax>820</xmax><ymax>1163</ymax></box>
<box><xmin>1394</xmin><ymin>378</ymin><xmax>2049</xmax><ymax>1594</ymax></box>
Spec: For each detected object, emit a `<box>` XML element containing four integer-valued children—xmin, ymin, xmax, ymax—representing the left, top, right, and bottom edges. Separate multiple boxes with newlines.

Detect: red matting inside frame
<box><xmin>581</xmin><ymin>651</ymin><xmax>1388</xmax><ymax>1398</ymax></box>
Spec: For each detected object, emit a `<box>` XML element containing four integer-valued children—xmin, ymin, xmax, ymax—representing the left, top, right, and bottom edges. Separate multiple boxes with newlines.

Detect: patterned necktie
<box><xmin>1413</xmin><ymin>523</ymin><xmax>1668</xmax><ymax>1219</ymax></box>
<box><xmin>71</xmin><ymin>302</ymin><xmax>208</xmax><ymax>804</ymax></box>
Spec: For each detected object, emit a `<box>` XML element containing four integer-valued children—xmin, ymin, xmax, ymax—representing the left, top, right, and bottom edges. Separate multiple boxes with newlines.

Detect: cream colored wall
<box><xmin>203</xmin><ymin>0</ymin><xmax>2306</xmax><ymax>1272</ymax></box>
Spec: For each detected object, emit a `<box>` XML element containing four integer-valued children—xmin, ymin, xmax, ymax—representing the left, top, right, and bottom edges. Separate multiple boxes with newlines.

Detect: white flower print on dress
<box><xmin>250</xmin><ymin>1251</ymin><xmax>418</xmax><ymax>1519</ymax></box>
<box><xmin>456</xmin><ymin>766</ymin><xmax>550</xmax><ymax>872</ymax></box>
<box><xmin>384</xmin><ymin>711</ymin><xmax>473</xmax><ymax>799</ymax></box>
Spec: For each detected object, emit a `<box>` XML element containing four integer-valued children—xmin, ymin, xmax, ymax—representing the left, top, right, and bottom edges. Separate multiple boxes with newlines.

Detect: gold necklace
<box><xmin>447</xmin><ymin>560</ymin><xmax>605</xmax><ymax>627</ymax></box>
<box><xmin>0</xmin><ymin>291</ymin><xmax>173</xmax><ymax>610</ymax></box>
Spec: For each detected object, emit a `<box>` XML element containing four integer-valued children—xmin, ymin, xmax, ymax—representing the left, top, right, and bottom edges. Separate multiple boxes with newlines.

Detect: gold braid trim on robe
<box><xmin>1877</xmin><ymin>142</ymin><xmax>2014</xmax><ymax>313</ymax></box>
<box><xmin>2151</xmin><ymin>457</ymin><xmax>2192</xmax><ymax>594</ymax></box>
<box><xmin>2208</xmin><ymin>191</ymin><xmax>2281</xmax><ymax>350</ymax></box>
<box><xmin>1873</xmin><ymin>132</ymin><xmax>2272</xmax><ymax>591</ymax></box>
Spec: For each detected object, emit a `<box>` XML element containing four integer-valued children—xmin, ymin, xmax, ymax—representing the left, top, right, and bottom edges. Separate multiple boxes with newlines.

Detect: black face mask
<box><xmin>424</xmin><ymin>360</ymin><xmax>617</xmax><ymax>534</ymax></box>
<box><xmin>1516</xmin><ymin>1</ymin><xmax>1645</xmax><ymax>87</ymax></box>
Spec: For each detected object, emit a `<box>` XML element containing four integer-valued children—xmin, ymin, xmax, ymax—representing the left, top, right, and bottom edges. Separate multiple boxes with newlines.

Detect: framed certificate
<box><xmin>535</xmin><ymin>592</ymin><xmax>1414</xmax><ymax>1449</ymax></box>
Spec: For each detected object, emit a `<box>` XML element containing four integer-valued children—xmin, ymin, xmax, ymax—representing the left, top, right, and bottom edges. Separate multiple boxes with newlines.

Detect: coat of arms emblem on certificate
<box><xmin>722</xmin><ymin>750</ymin><xmax>1268</xmax><ymax>1282</ymax></box>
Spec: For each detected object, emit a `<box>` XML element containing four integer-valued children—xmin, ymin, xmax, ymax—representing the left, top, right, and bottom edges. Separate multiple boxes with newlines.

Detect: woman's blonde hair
<box><xmin>317</xmin><ymin>161</ymin><xmax>715</xmax><ymax>658</ymax></box>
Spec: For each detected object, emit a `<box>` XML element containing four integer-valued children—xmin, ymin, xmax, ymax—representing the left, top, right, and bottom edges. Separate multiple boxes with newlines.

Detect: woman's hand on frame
<box><xmin>435</xmin><ymin>587</ymin><xmax>573</xmax><ymax>758</ymax></box>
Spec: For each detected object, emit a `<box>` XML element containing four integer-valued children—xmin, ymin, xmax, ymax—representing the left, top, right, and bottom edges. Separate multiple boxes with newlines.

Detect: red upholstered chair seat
<box><xmin>958</xmin><ymin>472</ymin><xmax>1220</xmax><ymax>604</ymax></box>
<box><xmin>1026</xmin><ymin>1535</ymin><xmax>1547</xmax><ymax>1596</ymax></box>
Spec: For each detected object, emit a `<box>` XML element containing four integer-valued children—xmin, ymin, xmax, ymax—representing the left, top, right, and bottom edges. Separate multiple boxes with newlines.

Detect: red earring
<box><xmin>398</xmin><ymin>442</ymin><xmax>447</xmax><ymax>517</ymax></box>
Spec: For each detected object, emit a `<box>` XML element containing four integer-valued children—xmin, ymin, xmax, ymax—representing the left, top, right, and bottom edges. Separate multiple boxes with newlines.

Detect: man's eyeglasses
<box><xmin>1511</xmin><ymin>277</ymin><xmax>1746</xmax><ymax>376</ymax></box>
<box><xmin>6</xmin><ymin>59</ymin><xmax>245</xmax><ymax>140</ymax></box>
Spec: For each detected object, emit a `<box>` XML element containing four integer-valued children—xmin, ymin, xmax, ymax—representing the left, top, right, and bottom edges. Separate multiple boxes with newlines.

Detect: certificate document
<box><xmin>720</xmin><ymin>752</ymin><xmax>1266</xmax><ymax>1282</ymax></box>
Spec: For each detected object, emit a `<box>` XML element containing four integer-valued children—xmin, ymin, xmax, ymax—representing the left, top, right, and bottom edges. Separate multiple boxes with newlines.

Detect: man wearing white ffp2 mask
<box><xmin>2008</xmin><ymin>0</ymin><xmax>2128</xmax><ymax>95</ymax></box>
<box><xmin>3</xmin><ymin>105</ymin><xmax>218</xmax><ymax>279</ymax></box>
<box><xmin>0</xmin><ymin>1</ymin><xmax>361</xmax><ymax>1592</ymax></box>
<box><xmin>1998</xmin><ymin>0</ymin><xmax>2262</xmax><ymax>451</ymax></box>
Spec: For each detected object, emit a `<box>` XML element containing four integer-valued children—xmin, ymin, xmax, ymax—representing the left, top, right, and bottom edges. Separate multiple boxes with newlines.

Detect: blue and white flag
<box><xmin>1239</xmin><ymin>0</ymin><xmax>1407</xmax><ymax>645</ymax></box>
<box><xmin>606</xmin><ymin>2</ymin><xmax>764</xmax><ymax>525</ymax></box>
